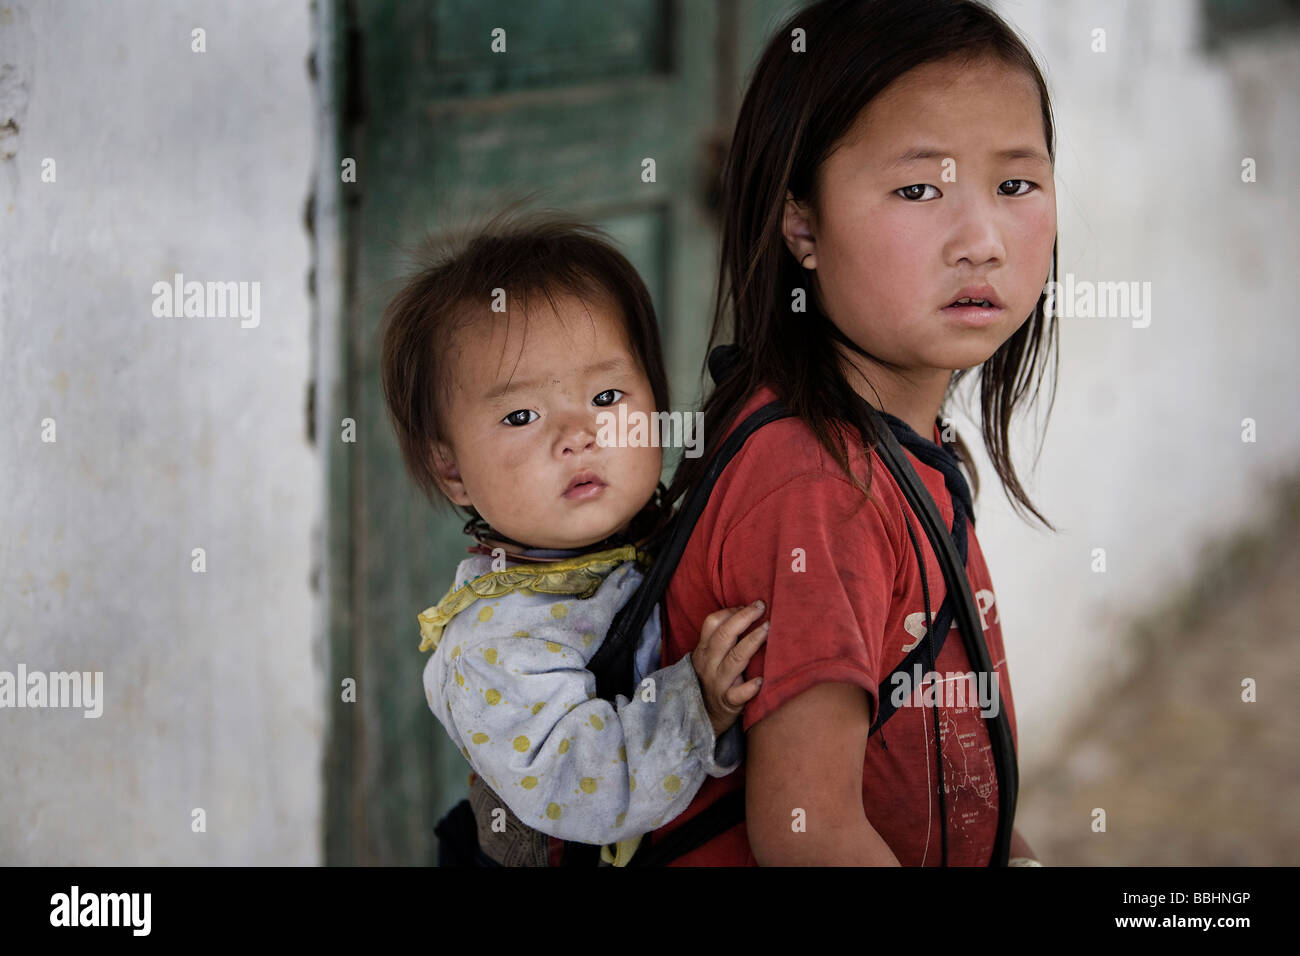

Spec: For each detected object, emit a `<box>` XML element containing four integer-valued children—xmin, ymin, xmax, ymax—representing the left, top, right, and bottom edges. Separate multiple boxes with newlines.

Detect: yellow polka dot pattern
<box><xmin>426</xmin><ymin>551</ymin><xmax>704</xmax><ymax>850</ymax></box>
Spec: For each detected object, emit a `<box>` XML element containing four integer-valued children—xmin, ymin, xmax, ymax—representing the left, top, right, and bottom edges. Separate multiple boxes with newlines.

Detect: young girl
<box><xmin>655</xmin><ymin>0</ymin><xmax>1058</xmax><ymax>866</ymax></box>
<box><xmin>379</xmin><ymin>214</ymin><xmax>767</xmax><ymax>866</ymax></box>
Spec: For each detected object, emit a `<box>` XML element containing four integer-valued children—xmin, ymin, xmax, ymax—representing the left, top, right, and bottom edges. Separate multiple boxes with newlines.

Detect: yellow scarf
<box><xmin>416</xmin><ymin>544</ymin><xmax>644</xmax><ymax>653</ymax></box>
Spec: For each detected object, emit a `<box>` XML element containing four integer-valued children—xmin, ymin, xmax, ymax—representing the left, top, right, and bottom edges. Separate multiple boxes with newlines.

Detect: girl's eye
<box><xmin>593</xmin><ymin>389</ymin><xmax>624</xmax><ymax>406</ymax></box>
<box><xmin>502</xmin><ymin>409</ymin><xmax>539</xmax><ymax>427</ymax></box>
<box><xmin>999</xmin><ymin>179</ymin><xmax>1035</xmax><ymax>196</ymax></box>
<box><xmin>896</xmin><ymin>183</ymin><xmax>940</xmax><ymax>201</ymax></box>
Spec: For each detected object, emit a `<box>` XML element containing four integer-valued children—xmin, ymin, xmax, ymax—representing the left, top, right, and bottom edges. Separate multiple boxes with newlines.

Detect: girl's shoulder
<box><xmin>710</xmin><ymin>386</ymin><xmax>906</xmax><ymax>540</ymax></box>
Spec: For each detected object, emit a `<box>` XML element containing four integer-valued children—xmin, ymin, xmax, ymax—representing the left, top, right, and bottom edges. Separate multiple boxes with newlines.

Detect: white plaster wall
<box><xmin>968</xmin><ymin>0</ymin><xmax>1300</xmax><ymax>773</ymax></box>
<box><xmin>0</xmin><ymin>1</ymin><xmax>321</xmax><ymax>863</ymax></box>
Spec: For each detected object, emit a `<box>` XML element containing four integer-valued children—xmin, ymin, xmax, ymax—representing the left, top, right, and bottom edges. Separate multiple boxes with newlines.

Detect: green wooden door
<box><xmin>324</xmin><ymin>0</ymin><xmax>796</xmax><ymax>866</ymax></box>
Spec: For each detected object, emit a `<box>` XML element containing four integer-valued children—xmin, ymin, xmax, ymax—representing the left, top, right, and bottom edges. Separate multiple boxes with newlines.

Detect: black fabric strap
<box><xmin>630</xmin><ymin>383</ymin><xmax>1016</xmax><ymax>867</ymax></box>
<box><xmin>852</xmin><ymin>394</ymin><xmax>1018</xmax><ymax>867</ymax></box>
<box><xmin>585</xmin><ymin>344</ymin><xmax>1015</xmax><ymax>866</ymax></box>
<box><xmin>559</xmin><ymin>839</ymin><xmax>601</xmax><ymax>866</ymax></box>
<box><xmin>629</xmin><ymin>789</ymin><xmax>746</xmax><ymax>867</ymax></box>
<box><xmin>587</xmin><ymin>398</ymin><xmax>795</xmax><ymax>701</ymax></box>
<box><xmin>866</xmin><ymin>411</ymin><xmax>972</xmax><ymax>735</ymax></box>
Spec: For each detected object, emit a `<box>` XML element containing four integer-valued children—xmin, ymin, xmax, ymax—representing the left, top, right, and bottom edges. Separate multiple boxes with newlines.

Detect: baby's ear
<box><xmin>431</xmin><ymin>441</ymin><xmax>472</xmax><ymax>507</ymax></box>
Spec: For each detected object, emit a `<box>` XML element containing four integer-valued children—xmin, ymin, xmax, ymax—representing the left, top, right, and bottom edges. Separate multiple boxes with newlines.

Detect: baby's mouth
<box><xmin>563</xmin><ymin>471</ymin><xmax>608</xmax><ymax>499</ymax></box>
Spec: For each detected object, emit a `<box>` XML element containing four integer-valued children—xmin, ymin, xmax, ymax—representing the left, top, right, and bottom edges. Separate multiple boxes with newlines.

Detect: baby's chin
<box><xmin>492</xmin><ymin>514</ymin><xmax>635</xmax><ymax>552</ymax></box>
<box><xmin>533</xmin><ymin>525</ymin><xmax>632</xmax><ymax>551</ymax></box>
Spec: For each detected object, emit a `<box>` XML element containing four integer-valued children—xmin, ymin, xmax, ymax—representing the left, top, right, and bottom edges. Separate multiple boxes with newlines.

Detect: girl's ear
<box><xmin>431</xmin><ymin>441</ymin><xmax>473</xmax><ymax>507</ymax></box>
<box><xmin>781</xmin><ymin>191</ymin><xmax>818</xmax><ymax>270</ymax></box>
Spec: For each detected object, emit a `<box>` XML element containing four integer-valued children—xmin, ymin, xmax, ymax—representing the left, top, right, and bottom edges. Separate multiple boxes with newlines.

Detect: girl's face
<box><xmin>786</xmin><ymin>54</ymin><xmax>1057</xmax><ymax>385</ymax></box>
<box><xmin>433</xmin><ymin>292</ymin><xmax>663</xmax><ymax>551</ymax></box>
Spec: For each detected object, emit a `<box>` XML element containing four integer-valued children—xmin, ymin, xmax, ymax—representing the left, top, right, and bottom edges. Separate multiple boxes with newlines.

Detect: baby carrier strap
<box><xmin>586</xmin><ymin>398</ymin><xmax>797</xmax><ymax>703</ymax></box>
<box><xmin>556</xmin><ymin>363</ymin><xmax>791</xmax><ymax>867</ymax></box>
<box><xmin>604</xmin><ymin>347</ymin><xmax>1016</xmax><ymax>866</ymax></box>
<box><xmin>846</xmin><ymin>391</ymin><xmax>1018</xmax><ymax>867</ymax></box>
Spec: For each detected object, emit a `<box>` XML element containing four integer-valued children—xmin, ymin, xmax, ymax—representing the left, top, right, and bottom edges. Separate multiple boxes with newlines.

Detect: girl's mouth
<box><xmin>943</xmin><ymin>286</ymin><xmax>1004</xmax><ymax>312</ymax></box>
<box><xmin>941</xmin><ymin>299</ymin><xmax>1004</xmax><ymax>327</ymax></box>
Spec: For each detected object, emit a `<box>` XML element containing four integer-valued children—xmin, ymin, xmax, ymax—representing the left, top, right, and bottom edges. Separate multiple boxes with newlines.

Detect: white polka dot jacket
<box><xmin>418</xmin><ymin>545</ymin><xmax>743</xmax><ymax>863</ymax></box>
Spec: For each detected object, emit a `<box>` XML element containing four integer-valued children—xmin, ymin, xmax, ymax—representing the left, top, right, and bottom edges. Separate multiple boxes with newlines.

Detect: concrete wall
<box><xmin>0</xmin><ymin>1</ymin><xmax>321</xmax><ymax>863</ymax></box>
<box><xmin>977</xmin><ymin>0</ymin><xmax>1300</xmax><ymax>772</ymax></box>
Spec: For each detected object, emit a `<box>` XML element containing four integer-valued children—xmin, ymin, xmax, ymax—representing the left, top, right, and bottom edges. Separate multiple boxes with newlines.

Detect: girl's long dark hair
<box><xmin>665</xmin><ymin>0</ymin><xmax>1059</xmax><ymax>532</ymax></box>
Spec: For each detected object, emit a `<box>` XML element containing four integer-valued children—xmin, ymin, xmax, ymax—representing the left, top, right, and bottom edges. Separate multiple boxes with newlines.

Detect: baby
<box><xmin>379</xmin><ymin>213</ymin><xmax>768</xmax><ymax>866</ymax></box>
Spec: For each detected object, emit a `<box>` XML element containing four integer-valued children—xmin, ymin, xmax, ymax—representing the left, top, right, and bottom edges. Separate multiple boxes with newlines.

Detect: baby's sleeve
<box><xmin>430</xmin><ymin>566</ymin><xmax>739</xmax><ymax>846</ymax></box>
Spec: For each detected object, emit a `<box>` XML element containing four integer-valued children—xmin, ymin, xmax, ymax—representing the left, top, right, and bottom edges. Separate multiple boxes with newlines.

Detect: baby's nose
<box><xmin>560</xmin><ymin>423</ymin><xmax>598</xmax><ymax>454</ymax></box>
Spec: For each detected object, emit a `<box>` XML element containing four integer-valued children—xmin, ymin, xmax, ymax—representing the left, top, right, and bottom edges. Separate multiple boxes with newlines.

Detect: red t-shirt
<box><xmin>658</xmin><ymin>384</ymin><xmax>1019</xmax><ymax>866</ymax></box>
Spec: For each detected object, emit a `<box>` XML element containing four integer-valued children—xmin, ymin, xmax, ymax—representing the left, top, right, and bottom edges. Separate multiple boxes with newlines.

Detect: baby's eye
<box><xmin>896</xmin><ymin>183</ymin><xmax>941</xmax><ymax>201</ymax></box>
<box><xmin>593</xmin><ymin>389</ymin><xmax>624</xmax><ymax>406</ymax></box>
<box><xmin>502</xmin><ymin>409</ymin><xmax>539</xmax><ymax>427</ymax></box>
<box><xmin>998</xmin><ymin>179</ymin><xmax>1035</xmax><ymax>196</ymax></box>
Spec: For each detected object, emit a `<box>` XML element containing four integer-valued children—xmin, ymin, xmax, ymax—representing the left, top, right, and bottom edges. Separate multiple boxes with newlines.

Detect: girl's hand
<box><xmin>691</xmin><ymin>601</ymin><xmax>769</xmax><ymax>737</ymax></box>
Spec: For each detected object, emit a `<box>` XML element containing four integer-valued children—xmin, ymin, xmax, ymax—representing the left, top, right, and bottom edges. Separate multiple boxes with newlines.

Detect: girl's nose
<box><xmin>945</xmin><ymin>197</ymin><xmax>1006</xmax><ymax>268</ymax></box>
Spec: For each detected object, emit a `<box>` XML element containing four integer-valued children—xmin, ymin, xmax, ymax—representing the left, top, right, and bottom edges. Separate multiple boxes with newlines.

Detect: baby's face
<box><xmin>434</xmin><ymin>292</ymin><xmax>664</xmax><ymax>551</ymax></box>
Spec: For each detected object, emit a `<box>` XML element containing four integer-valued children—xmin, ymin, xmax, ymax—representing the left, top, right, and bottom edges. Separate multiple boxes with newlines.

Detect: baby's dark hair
<box><xmin>379</xmin><ymin>211</ymin><xmax>671</xmax><ymax>516</ymax></box>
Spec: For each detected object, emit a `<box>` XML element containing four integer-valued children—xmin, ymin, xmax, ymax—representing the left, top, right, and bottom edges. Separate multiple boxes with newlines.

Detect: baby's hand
<box><xmin>691</xmin><ymin>601</ymin><xmax>769</xmax><ymax>737</ymax></box>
